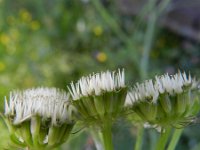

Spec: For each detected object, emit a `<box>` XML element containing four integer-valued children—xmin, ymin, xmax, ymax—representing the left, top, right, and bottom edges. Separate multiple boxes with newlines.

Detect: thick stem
<box><xmin>101</xmin><ymin>121</ymin><xmax>113</xmax><ymax>150</ymax></box>
<box><xmin>155</xmin><ymin>128</ymin><xmax>171</xmax><ymax>150</ymax></box>
<box><xmin>167</xmin><ymin>129</ymin><xmax>183</xmax><ymax>150</ymax></box>
<box><xmin>134</xmin><ymin>127</ymin><xmax>144</xmax><ymax>150</ymax></box>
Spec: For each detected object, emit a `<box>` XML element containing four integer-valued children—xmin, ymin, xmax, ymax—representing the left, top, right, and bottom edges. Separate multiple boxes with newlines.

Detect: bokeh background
<box><xmin>0</xmin><ymin>0</ymin><xmax>199</xmax><ymax>149</ymax></box>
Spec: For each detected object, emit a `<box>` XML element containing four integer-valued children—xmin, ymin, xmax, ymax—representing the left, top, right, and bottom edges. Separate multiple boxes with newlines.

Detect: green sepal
<box><xmin>2</xmin><ymin>117</ymin><xmax>26</xmax><ymax>148</ymax></box>
<box><xmin>103</xmin><ymin>92</ymin><xmax>113</xmax><ymax>115</ymax></box>
<box><xmin>82</xmin><ymin>96</ymin><xmax>98</xmax><ymax>118</ymax></box>
<box><xmin>38</xmin><ymin>125</ymin><xmax>49</xmax><ymax>145</ymax></box>
<box><xmin>138</xmin><ymin>101</ymin><xmax>157</xmax><ymax>121</ymax></box>
<box><xmin>93</xmin><ymin>95</ymin><xmax>105</xmax><ymax>118</ymax></box>
<box><xmin>19</xmin><ymin>121</ymin><xmax>33</xmax><ymax>147</ymax></box>
<box><xmin>59</xmin><ymin>123</ymin><xmax>74</xmax><ymax>143</ymax></box>
<box><xmin>159</xmin><ymin>94</ymin><xmax>172</xmax><ymax>114</ymax></box>
<box><xmin>48</xmin><ymin>126</ymin><xmax>60</xmax><ymax>146</ymax></box>
<box><xmin>113</xmin><ymin>88</ymin><xmax>127</xmax><ymax>117</ymax></box>
<box><xmin>73</xmin><ymin>99</ymin><xmax>90</xmax><ymax>119</ymax></box>
<box><xmin>9</xmin><ymin>133</ymin><xmax>26</xmax><ymax>148</ymax></box>
<box><xmin>189</xmin><ymin>93</ymin><xmax>200</xmax><ymax>115</ymax></box>
<box><xmin>46</xmin><ymin>123</ymin><xmax>74</xmax><ymax>149</ymax></box>
<box><xmin>31</xmin><ymin>116</ymin><xmax>42</xmax><ymax>148</ymax></box>
<box><xmin>176</xmin><ymin>92</ymin><xmax>188</xmax><ymax>115</ymax></box>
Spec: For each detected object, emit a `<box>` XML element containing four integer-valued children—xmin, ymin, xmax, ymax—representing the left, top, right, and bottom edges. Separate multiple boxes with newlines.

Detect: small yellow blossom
<box><xmin>19</xmin><ymin>9</ymin><xmax>32</xmax><ymax>22</ymax></box>
<box><xmin>0</xmin><ymin>34</ymin><xmax>10</xmax><ymax>45</ymax></box>
<box><xmin>0</xmin><ymin>62</ymin><xmax>5</xmax><ymax>71</ymax></box>
<box><xmin>96</xmin><ymin>52</ymin><xmax>107</xmax><ymax>62</ymax></box>
<box><xmin>30</xmin><ymin>21</ymin><xmax>40</xmax><ymax>30</ymax></box>
<box><xmin>93</xmin><ymin>25</ymin><xmax>103</xmax><ymax>36</ymax></box>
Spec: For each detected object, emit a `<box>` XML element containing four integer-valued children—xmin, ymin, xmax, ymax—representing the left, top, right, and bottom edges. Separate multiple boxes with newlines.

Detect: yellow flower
<box><xmin>96</xmin><ymin>52</ymin><xmax>107</xmax><ymax>62</ymax></box>
<box><xmin>0</xmin><ymin>34</ymin><xmax>10</xmax><ymax>45</ymax></box>
<box><xmin>0</xmin><ymin>62</ymin><xmax>5</xmax><ymax>71</ymax></box>
<box><xmin>93</xmin><ymin>25</ymin><xmax>103</xmax><ymax>36</ymax></box>
<box><xmin>19</xmin><ymin>9</ymin><xmax>32</xmax><ymax>22</ymax></box>
<box><xmin>30</xmin><ymin>21</ymin><xmax>40</xmax><ymax>30</ymax></box>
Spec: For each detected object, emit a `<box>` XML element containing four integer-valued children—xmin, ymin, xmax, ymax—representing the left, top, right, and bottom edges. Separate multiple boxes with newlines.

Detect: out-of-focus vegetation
<box><xmin>0</xmin><ymin>0</ymin><xmax>199</xmax><ymax>149</ymax></box>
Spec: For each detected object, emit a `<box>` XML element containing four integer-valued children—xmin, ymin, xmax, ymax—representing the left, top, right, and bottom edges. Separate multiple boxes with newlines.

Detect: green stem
<box><xmin>133</xmin><ymin>0</ymin><xmax>157</xmax><ymax>32</ymax></box>
<box><xmin>157</xmin><ymin>0</ymin><xmax>172</xmax><ymax>15</ymax></box>
<box><xmin>140</xmin><ymin>9</ymin><xmax>157</xmax><ymax>79</ymax></box>
<box><xmin>167</xmin><ymin>129</ymin><xmax>183</xmax><ymax>150</ymax></box>
<box><xmin>101</xmin><ymin>121</ymin><xmax>113</xmax><ymax>150</ymax></box>
<box><xmin>155</xmin><ymin>128</ymin><xmax>171</xmax><ymax>150</ymax></box>
<box><xmin>90</xmin><ymin>129</ymin><xmax>103</xmax><ymax>150</ymax></box>
<box><xmin>140</xmin><ymin>0</ymin><xmax>171</xmax><ymax>79</ymax></box>
<box><xmin>134</xmin><ymin>127</ymin><xmax>144</xmax><ymax>150</ymax></box>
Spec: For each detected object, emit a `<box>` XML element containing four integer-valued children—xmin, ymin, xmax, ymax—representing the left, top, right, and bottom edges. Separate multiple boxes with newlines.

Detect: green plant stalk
<box><xmin>140</xmin><ymin>10</ymin><xmax>157</xmax><ymax>79</ymax></box>
<box><xmin>158</xmin><ymin>0</ymin><xmax>172</xmax><ymax>15</ymax></box>
<box><xmin>155</xmin><ymin>128</ymin><xmax>171</xmax><ymax>150</ymax></box>
<box><xmin>167</xmin><ymin>129</ymin><xmax>183</xmax><ymax>150</ymax></box>
<box><xmin>149</xmin><ymin>130</ymin><xmax>158</xmax><ymax>150</ymax></box>
<box><xmin>140</xmin><ymin>0</ymin><xmax>171</xmax><ymax>79</ymax></box>
<box><xmin>133</xmin><ymin>0</ymin><xmax>157</xmax><ymax>33</ymax></box>
<box><xmin>134</xmin><ymin>127</ymin><xmax>144</xmax><ymax>150</ymax></box>
<box><xmin>101</xmin><ymin>120</ymin><xmax>113</xmax><ymax>150</ymax></box>
<box><xmin>90</xmin><ymin>129</ymin><xmax>103</xmax><ymax>150</ymax></box>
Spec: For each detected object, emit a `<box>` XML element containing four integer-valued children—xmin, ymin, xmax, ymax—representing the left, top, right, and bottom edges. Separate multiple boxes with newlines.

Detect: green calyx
<box><xmin>130</xmin><ymin>88</ymin><xmax>200</xmax><ymax>129</ymax></box>
<box><xmin>72</xmin><ymin>87</ymin><xmax>127</xmax><ymax>125</ymax></box>
<box><xmin>3</xmin><ymin>115</ymin><xmax>74</xmax><ymax>150</ymax></box>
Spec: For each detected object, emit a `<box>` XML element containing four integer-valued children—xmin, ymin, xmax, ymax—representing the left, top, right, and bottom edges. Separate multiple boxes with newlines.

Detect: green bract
<box><xmin>3</xmin><ymin>87</ymin><xmax>75</xmax><ymax>150</ymax></box>
<box><xmin>125</xmin><ymin>72</ymin><xmax>200</xmax><ymax>130</ymax></box>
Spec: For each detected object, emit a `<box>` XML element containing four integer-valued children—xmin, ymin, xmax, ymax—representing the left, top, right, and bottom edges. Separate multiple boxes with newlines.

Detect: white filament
<box><xmin>4</xmin><ymin>87</ymin><xmax>73</xmax><ymax>125</ymax></box>
<box><xmin>125</xmin><ymin>71</ymin><xmax>197</xmax><ymax>106</ymax></box>
<box><xmin>68</xmin><ymin>69</ymin><xmax>125</xmax><ymax>100</ymax></box>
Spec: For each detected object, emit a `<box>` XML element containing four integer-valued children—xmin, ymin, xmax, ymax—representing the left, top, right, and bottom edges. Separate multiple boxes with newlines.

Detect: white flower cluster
<box><xmin>68</xmin><ymin>69</ymin><xmax>125</xmax><ymax>100</ymax></box>
<box><xmin>126</xmin><ymin>72</ymin><xmax>198</xmax><ymax>105</ymax></box>
<box><xmin>4</xmin><ymin>87</ymin><xmax>73</xmax><ymax>125</ymax></box>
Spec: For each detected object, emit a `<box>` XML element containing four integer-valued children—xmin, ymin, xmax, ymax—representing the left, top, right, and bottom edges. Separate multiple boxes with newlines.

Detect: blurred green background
<box><xmin>0</xmin><ymin>0</ymin><xmax>199</xmax><ymax>149</ymax></box>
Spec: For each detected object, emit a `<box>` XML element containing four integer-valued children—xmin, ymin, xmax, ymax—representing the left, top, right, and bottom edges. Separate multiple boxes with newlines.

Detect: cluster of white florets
<box><xmin>4</xmin><ymin>87</ymin><xmax>73</xmax><ymax>125</ymax></box>
<box><xmin>68</xmin><ymin>69</ymin><xmax>125</xmax><ymax>100</ymax></box>
<box><xmin>126</xmin><ymin>72</ymin><xmax>198</xmax><ymax>105</ymax></box>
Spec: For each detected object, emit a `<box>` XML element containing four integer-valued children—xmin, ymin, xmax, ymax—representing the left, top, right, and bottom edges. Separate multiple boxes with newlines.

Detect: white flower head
<box><xmin>125</xmin><ymin>79</ymin><xmax>159</xmax><ymax>106</ymax></box>
<box><xmin>4</xmin><ymin>87</ymin><xmax>74</xmax><ymax>126</ymax></box>
<box><xmin>68</xmin><ymin>69</ymin><xmax>125</xmax><ymax>100</ymax></box>
<box><xmin>125</xmin><ymin>71</ymin><xmax>198</xmax><ymax>105</ymax></box>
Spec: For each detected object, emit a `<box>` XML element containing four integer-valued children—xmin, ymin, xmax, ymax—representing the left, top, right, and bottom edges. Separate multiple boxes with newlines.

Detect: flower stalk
<box><xmin>102</xmin><ymin>119</ymin><xmax>113</xmax><ymax>150</ymax></box>
<box><xmin>167</xmin><ymin>129</ymin><xmax>183</xmax><ymax>150</ymax></box>
<box><xmin>155</xmin><ymin>128</ymin><xmax>171</xmax><ymax>150</ymax></box>
<box><xmin>134</xmin><ymin>127</ymin><xmax>144</xmax><ymax>150</ymax></box>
